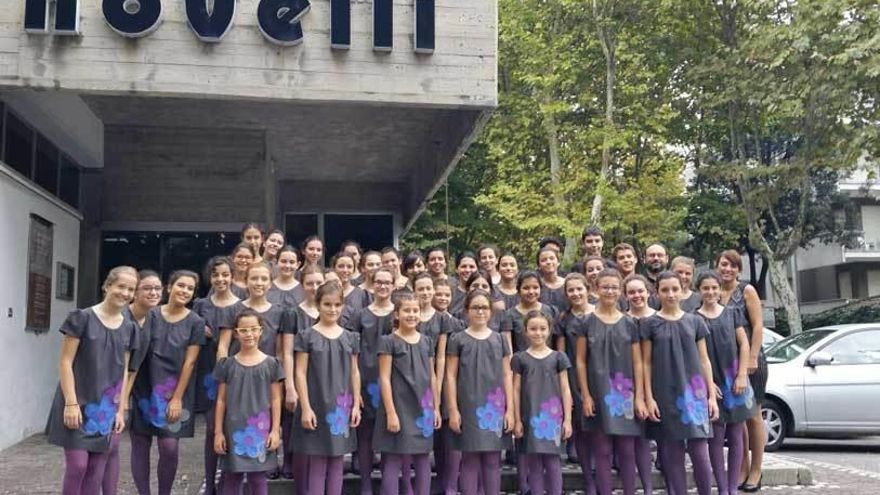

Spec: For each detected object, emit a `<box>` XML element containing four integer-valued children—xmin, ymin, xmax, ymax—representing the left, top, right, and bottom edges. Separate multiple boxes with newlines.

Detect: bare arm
<box><xmin>641</xmin><ymin>340</ymin><xmax>660</xmax><ymax>421</ymax></box>
<box><xmin>59</xmin><ymin>336</ymin><xmax>82</xmax><ymax>429</ymax></box>
<box><xmin>295</xmin><ymin>352</ymin><xmax>312</xmax><ymax>414</ymax></box>
<box><xmin>378</xmin><ymin>353</ymin><xmax>397</xmax><ymax>426</ymax></box>
<box><xmin>697</xmin><ymin>339</ymin><xmax>719</xmax><ymax>420</ymax></box>
<box><xmin>282</xmin><ymin>334</ymin><xmax>298</xmax><ymax>411</ymax></box>
<box><xmin>168</xmin><ymin>345</ymin><xmax>200</xmax><ymax>422</ymax></box>
<box><xmin>268</xmin><ymin>381</ymin><xmax>282</xmax><ymax>450</ymax></box>
<box><xmin>434</xmin><ymin>334</ymin><xmax>447</xmax><ymax>405</ymax></box>
<box><xmin>560</xmin><ymin>371</ymin><xmax>573</xmax><ymax>439</ymax></box>
<box><xmin>214</xmin><ymin>383</ymin><xmax>227</xmax><ymax>454</ymax></box>
<box><xmin>575</xmin><ymin>335</ymin><xmax>594</xmax><ymax>416</ymax></box>
<box><xmin>743</xmin><ymin>285</ymin><xmax>764</xmax><ymax>371</ymax></box>
<box><xmin>734</xmin><ymin>326</ymin><xmax>751</xmax><ymax>394</ymax></box>
<box><xmin>631</xmin><ymin>342</ymin><xmax>647</xmax><ymax>419</ymax></box>
<box><xmin>445</xmin><ymin>355</ymin><xmax>461</xmax><ymax>432</ymax></box>
<box><xmin>350</xmin><ymin>353</ymin><xmax>362</xmax><ymax>427</ymax></box>
<box><xmin>502</xmin><ymin>354</ymin><xmax>514</xmax><ymax>432</ymax></box>
<box><xmin>217</xmin><ymin>329</ymin><xmax>233</xmax><ymax>361</ymax></box>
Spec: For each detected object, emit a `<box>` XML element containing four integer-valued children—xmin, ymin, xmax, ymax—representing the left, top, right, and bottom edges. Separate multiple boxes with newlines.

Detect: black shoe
<box><xmin>266</xmin><ymin>468</ymin><xmax>281</xmax><ymax>480</ymax></box>
<box><xmin>742</xmin><ymin>475</ymin><xmax>762</xmax><ymax>492</ymax></box>
<box><xmin>738</xmin><ymin>482</ymin><xmax>747</xmax><ymax>490</ymax></box>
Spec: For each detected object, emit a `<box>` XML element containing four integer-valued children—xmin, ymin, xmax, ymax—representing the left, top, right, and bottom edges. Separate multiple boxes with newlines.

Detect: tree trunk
<box><xmin>590</xmin><ymin>0</ymin><xmax>616</xmax><ymax>225</ymax></box>
<box><xmin>767</xmin><ymin>257</ymin><xmax>803</xmax><ymax>334</ymax></box>
<box><xmin>542</xmin><ymin>104</ymin><xmax>577</xmax><ymax>263</ymax></box>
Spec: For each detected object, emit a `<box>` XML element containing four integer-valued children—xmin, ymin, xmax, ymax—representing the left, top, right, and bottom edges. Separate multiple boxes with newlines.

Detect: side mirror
<box><xmin>807</xmin><ymin>351</ymin><xmax>833</xmax><ymax>367</ymax></box>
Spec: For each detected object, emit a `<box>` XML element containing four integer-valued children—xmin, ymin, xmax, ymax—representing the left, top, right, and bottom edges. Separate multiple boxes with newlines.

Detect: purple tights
<box><xmin>307</xmin><ymin>455</ymin><xmax>345</xmax><ymax>495</ymax></box>
<box><xmin>357</xmin><ymin>418</ymin><xmax>376</xmax><ymax>494</ymax></box>
<box><xmin>459</xmin><ymin>451</ymin><xmax>500</xmax><ymax>495</ymax></box>
<box><xmin>573</xmin><ymin>428</ymin><xmax>597</xmax><ymax>495</ymax></box>
<box><xmin>130</xmin><ymin>431</ymin><xmax>179</xmax><ymax>495</ymax></box>
<box><xmin>634</xmin><ymin>437</ymin><xmax>654</xmax><ymax>495</ymax></box>
<box><xmin>62</xmin><ymin>447</ymin><xmax>110</xmax><ymax>495</ymax></box>
<box><xmin>204</xmin><ymin>410</ymin><xmax>219</xmax><ymax>495</ymax></box>
<box><xmin>101</xmin><ymin>433</ymin><xmax>122</xmax><ymax>495</ymax></box>
<box><xmin>292</xmin><ymin>454</ymin><xmax>310</xmax><ymax>495</ymax></box>
<box><xmin>590</xmin><ymin>430</ymin><xmax>636</xmax><ymax>495</ymax></box>
<box><xmin>381</xmin><ymin>453</ymin><xmax>431</xmax><ymax>495</ymax></box>
<box><xmin>524</xmin><ymin>453</ymin><xmax>562</xmax><ymax>495</ymax></box>
<box><xmin>281</xmin><ymin>409</ymin><xmax>295</xmax><ymax>476</ymax></box>
<box><xmin>660</xmin><ymin>439</ymin><xmax>713</xmax><ymax>495</ymax></box>
<box><xmin>443</xmin><ymin>447</ymin><xmax>462</xmax><ymax>495</ymax></box>
<box><xmin>710</xmin><ymin>422</ymin><xmax>745</xmax><ymax>495</ymax></box>
<box><xmin>222</xmin><ymin>472</ymin><xmax>267</xmax><ymax>495</ymax></box>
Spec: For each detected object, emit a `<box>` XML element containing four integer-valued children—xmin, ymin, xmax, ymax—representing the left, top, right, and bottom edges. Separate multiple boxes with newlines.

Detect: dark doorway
<box><xmin>324</xmin><ymin>214</ymin><xmax>394</xmax><ymax>254</ymax></box>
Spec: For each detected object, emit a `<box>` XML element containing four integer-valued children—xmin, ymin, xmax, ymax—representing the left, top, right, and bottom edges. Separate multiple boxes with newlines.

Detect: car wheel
<box><xmin>763</xmin><ymin>399</ymin><xmax>788</xmax><ymax>451</ymax></box>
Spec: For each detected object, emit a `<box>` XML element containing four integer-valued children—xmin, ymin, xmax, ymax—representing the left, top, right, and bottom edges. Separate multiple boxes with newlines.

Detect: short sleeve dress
<box><xmin>131</xmin><ymin>307</ymin><xmax>206</xmax><ymax>438</ymax></box>
<box><xmin>417</xmin><ymin>311</ymin><xmax>448</xmax><ymax>348</ymax></box>
<box><xmin>126</xmin><ymin>306</ymin><xmax>150</xmax><ymax>373</ymax></box>
<box><xmin>344</xmin><ymin>286</ymin><xmax>372</xmax><ymax>312</ymax></box>
<box><xmin>267</xmin><ymin>283</ymin><xmax>304</xmax><ymax>310</ymax></box>
<box><xmin>699</xmin><ymin>306</ymin><xmax>757</xmax><ymax>423</ymax></box>
<box><xmin>581</xmin><ymin>314</ymin><xmax>643</xmax><ymax>436</ymax></box>
<box><xmin>192</xmin><ymin>296</ymin><xmax>239</xmax><ymax>412</ymax></box>
<box><xmin>290</xmin><ymin>327</ymin><xmax>360</xmax><ymax>456</ymax></box>
<box><xmin>680</xmin><ymin>292</ymin><xmax>702</xmax><ymax>313</ymax></box>
<box><xmin>511</xmin><ymin>351</ymin><xmax>570</xmax><ymax>454</ymax></box>
<box><xmin>555</xmin><ymin>312</ymin><xmax>589</xmax><ymax>429</ymax></box>
<box><xmin>501</xmin><ymin>304</ymin><xmax>559</xmax><ymax>353</ymax></box>
<box><xmin>230</xmin><ymin>284</ymin><xmax>249</xmax><ymax>300</ymax></box>
<box><xmin>46</xmin><ymin>309</ymin><xmax>137</xmax><ymax>452</ymax></box>
<box><xmin>280</xmin><ymin>304</ymin><xmax>317</xmax><ymax>337</ymax></box>
<box><xmin>498</xmin><ymin>290</ymin><xmax>519</xmax><ymax>312</ymax></box>
<box><xmin>539</xmin><ymin>283</ymin><xmax>568</xmax><ymax>313</ymax></box>
<box><xmin>348</xmin><ymin>307</ymin><xmax>394</xmax><ymax>419</ymax></box>
<box><xmin>446</xmin><ymin>331</ymin><xmax>512</xmax><ymax>452</ymax></box>
<box><xmin>228</xmin><ymin>303</ymin><xmax>284</xmax><ymax>358</ymax></box>
<box><xmin>641</xmin><ymin>313</ymin><xmax>712</xmax><ymax>440</ymax></box>
<box><xmin>373</xmin><ymin>334</ymin><xmax>436</xmax><ymax>454</ymax></box>
<box><xmin>214</xmin><ymin>356</ymin><xmax>285</xmax><ymax>472</ymax></box>
<box><xmin>725</xmin><ymin>282</ymin><xmax>768</xmax><ymax>404</ymax></box>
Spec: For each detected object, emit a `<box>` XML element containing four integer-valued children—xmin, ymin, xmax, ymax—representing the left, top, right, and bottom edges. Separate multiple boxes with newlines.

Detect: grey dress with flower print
<box><xmin>446</xmin><ymin>331</ymin><xmax>513</xmax><ymax>452</ymax></box>
<box><xmin>555</xmin><ymin>312</ymin><xmax>588</xmax><ymax>428</ymax></box>
<box><xmin>501</xmin><ymin>304</ymin><xmax>559</xmax><ymax>352</ymax></box>
<box><xmin>581</xmin><ymin>314</ymin><xmax>643</xmax><ymax>436</ymax></box>
<box><xmin>347</xmin><ymin>308</ymin><xmax>393</xmax><ymax>419</ymax></box>
<box><xmin>641</xmin><ymin>313</ymin><xmax>712</xmax><ymax>440</ymax></box>
<box><xmin>214</xmin><ymin>356</ymin><xmax>285</xmax><ymax>472</ymax></box>
<box><xmin>46</xmin><ymin>309</ymin><xmax>136</xmax><ymax>452</ymax></box>
<box><xmin>131</xmin><ymin>307</ymin><xmax>206</xmax><ymax>438</ymax></box>
<box><xmin>192</xmin><ymin>297</ymin><xmax>239</xmax><ymax>411</ymax></box>
<box><xmin>511</xmin><ymin>350</ymin><xmax>570</xmax><ymax>454</ymax></box>
<box><xmin>267</xmin><ymin>284</ymin><xmax>304</xmax><ymax>310</ymax></box>
<box><xmin>699</xmin><ymin>306</ymin><xmax>757</xmax><ymax>423</ymax></box>
<box><xmin>373</xmin><ymin>334</ymin><xmax>436</xmax><ymax>454</ymax></box>
<box><xmin>289</xmin><ymin>326</ymin><xmax>360</xmax><ymax>456</ymax></box>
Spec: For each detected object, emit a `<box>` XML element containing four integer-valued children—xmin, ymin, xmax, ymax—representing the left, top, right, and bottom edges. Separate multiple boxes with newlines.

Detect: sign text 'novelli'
<box><xmin>23</xmin><ymin>0</ymin><xmax>435</xmax><ymax>53</ymax></box>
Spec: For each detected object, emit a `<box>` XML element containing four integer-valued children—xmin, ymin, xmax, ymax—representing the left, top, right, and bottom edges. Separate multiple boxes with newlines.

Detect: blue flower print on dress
<box><xmin>137</xmin><ymin>376</ymin><xmax>191</xmax><ymax>432</ymax></box>
<box><xmin>325</xmin><ymin>391</ymin><xmax>353</xmax><ymax>437</ymax></box>
<box><xmin>676</xmin><ymin>374</ymin><xmax>709</xmax><ymax>426</ymax></box>
<box><xmin>721</xmin><ymin>359</ymin><xmax>755</xmax><ymax>410</ymax></box>
<box><xmin>475</xmin><ymin>386</ymin><xmax>505</xmax><ymax>437</ymax></box>
<box><xmin>203</xmin><ymin>374</ymin><xmax>218</xmax><ymax>401</ymax></box>
<box><xmin>415</xmin><ymin>389</ymin><xmax>435</xmax><ymax>438</ymax></box>
<box><xmin>232</xmin><ymin>410</ymin><xmax>270</xmax><ymax>461</ymax></box>
<box><xmin>604</xmin><ymin>372</ymin><xmax>635</xmax><ymax>419</ymax></box>
<box><xmin>367</xmin><ymin>382</ymin><xmax>381</xmax><ymax>409</ymax></box>
<box><xmin>81</xmin><ymin>380</ymin><xmax>125</xmax><ymax>436</ymax></box>
<box><xmin>529</xmin><ymin>396</ymin><xmax>563</xmax><ymax>446</ymax></box>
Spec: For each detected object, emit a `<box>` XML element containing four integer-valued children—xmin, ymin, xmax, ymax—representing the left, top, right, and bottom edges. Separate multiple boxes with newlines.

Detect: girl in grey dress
<box><xmin>501</xmin><ymin>271</ymin><xmax>559</xmax><ymax>353</ymax></box>
<box><xmin>577</xmin><ymin>269</ymin><xmax>646</xmax><ymax>495</ymax></box>
<box><xmin>47</xmin><ymin>266</ymin><xmax>138</xmax><ymax>495</ymax></box>
<box><xmin>291</xmin><ymin>281</ymin><xmax>362</xmax><ymax>495</ymax></box>
<box><xmin>446</xmin><ymin>290</ymin><xmax>514</xmax><ymax>495</ymax></box>
<box><xmin>130</xmin><ymin>270</ymin><xmax>205</xmax><ymax>495</ymax></box>
<box><xmin>375</xmin><ymin>293</ymin><xmax>440</xmax><ymax>495</ymax></box>
<box><xmin>192</xmin><ymin>257</ymin><xmax>240</xmax><ymax>495</ymax></box>
<box><xmin>671</xmin><ymin>257</ymin><xmax>702</xmax><ymax>313</ymax></box>
<box><xmin>214</xmin><ymin>309</ymin><xmax>284</xmax><ymax>495</ymax></box>
<box><xmin>332</xmin><ymin>252</ymin><xmax>373</xmax><ymax>311</ymax></box>
<box><xmin>267</xmin><ymin>246</ymin><xmax>304</xmax><ymax>310</ymax></box>
<box><xmin>512</xmin><ymin>311</ymin><xmax>573</xmax><ymax>495</ymax></box>
<box><xmin>641</xmin><ymin>272</ymin><xmax>718</xmax><ymax>495</ymax></box>
<box><xmin>537</xmin><ymin>248</ymin><xmax>567</xmax><ymax>312</ymax></box>
<box><xmin>696</xmin><ymin>271</ymin><xmax>756</xmax><ymax>495</ymax></box>
<box><xmin>230</xmin><ymin>243</ymin><xmax>257</xmax><ymax>300</ymax></box>
<box><xmin>347</xmin><ymin>267</ymin><xmax>395</xmax><ymax>494</ymax></box>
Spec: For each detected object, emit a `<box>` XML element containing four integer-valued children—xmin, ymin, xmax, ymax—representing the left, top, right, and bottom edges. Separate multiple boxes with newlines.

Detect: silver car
<box><xmin>762</xmin><ymin>323</ymin><xmax>880</xmax><ymax>451</ymax></box>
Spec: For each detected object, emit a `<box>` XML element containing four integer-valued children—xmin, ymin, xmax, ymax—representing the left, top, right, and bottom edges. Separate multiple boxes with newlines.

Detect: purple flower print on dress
<box><xmin>487</xmin><ymin>386</ymin><xmax>506</xmax><ymax>412</ymax></box>
<box><xmin>721</xmin><ymin>359</ymin><xmax>754</xmax><ymax>410</ymax></box>
<box><xmin>415</xmin><ymin>389</ymin><xmax>436</xmax><ymax>438</ymax></box>
<box><xmin>82</xmin><ymin>396</ymin><xmax>117</xmax><ymax>436</ymax></box>
<box><xmin>476</xmin><ymin>387</ymin><xmax>505</xmax><ymax>437</ymax></box>
<box><xmin>154</xmin><ymin>377</ymin><xmax>177</xmax><ymax>400</ymax></box>
<box><xmin>248</xmin><ymin>410</ymin><xmax>272</xmax><ymax>434</ymax></box>
<box><xmin>530</xmin><ymin>396</ymin><xmax>563</xmax><ymax>446</ymax></box>
<box><xmin>102</xmin><ymin>379</ymin><xmax>124</xmax><ymax>406</ymax></box>
<box><xmin>604</xmin><ymin>371</ymin><xmax>635</xmax><ymax>419</ymax></box>
<box><xmin>676</xmin><ymin>374</ymin><xmax>709</xmax><ymax>426</ymax></box>
<box><xmin>366</xmin><ymin>382</ymin><xmax>381</xmax><ymax>409</ymax></box>
<box><xmin>137</xmin><ymin>376</ymin><xmax>191</xmax><ymax>432</ymax></box>
<box><xmin>326</xmin><ymin>391</ymin><xmax>353</xmax><ymax>437</ymax></box>
<box><xmin>420</xmin><ymin>388</ymin><xmax>434</xmax><ymax>410</ymax></box>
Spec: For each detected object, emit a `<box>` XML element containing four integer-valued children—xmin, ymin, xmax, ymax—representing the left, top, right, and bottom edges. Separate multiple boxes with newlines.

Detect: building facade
<box><xmin>0</xmin><ymin>0</ymin><xmax>497</xmax><ymax>449</ymax></box>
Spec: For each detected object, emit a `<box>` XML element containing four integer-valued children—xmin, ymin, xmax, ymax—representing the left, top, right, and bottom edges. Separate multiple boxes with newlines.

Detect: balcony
<box><xmin>843</xmin><ymin>234</ymin><xmax>880</xmax><ymax>262</ymax></box>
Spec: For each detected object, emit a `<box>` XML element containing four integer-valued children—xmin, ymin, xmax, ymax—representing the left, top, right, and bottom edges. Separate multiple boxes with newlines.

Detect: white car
<box><xmin>762</xmin><ymin>328</ymin><xmax>784</xmax><ymax>350</ymax></box>
<box><xmin>762</xmin><ymin>323</ymin><xmax>880</xmax><ymax>451</ymax></box>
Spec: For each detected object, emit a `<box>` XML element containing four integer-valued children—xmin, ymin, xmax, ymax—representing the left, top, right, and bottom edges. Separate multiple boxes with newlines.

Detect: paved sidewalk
<box><xmin>0</xmin><ymin>415</ymin><xmax>812</xmax><ymax>494</ymax></box>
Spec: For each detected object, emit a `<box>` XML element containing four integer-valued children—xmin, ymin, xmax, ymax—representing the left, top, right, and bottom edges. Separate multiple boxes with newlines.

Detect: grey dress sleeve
<box><xmin>510</xmin><ymin>352</ymin><xmax>523</xmax><ymax>374</ymax></box>
<box><xmin>446</xmin><ymin>333</ymin><xmax>461</xmax><ymax>356</ymax></box>
<box><xmin>269</xmin><ymin>357</ymin><xmax>285</xmax><ymax>382</ymax></box>
<box><xmin>556</xmin><ymin>351</ymin><xmax>572</xmax><ymax>372</ymax></box>
<box><xmin>59</xmin><ymin>309</ymin><xmax>88</xmax><ymax>338</ymax></box>
<box><xmin>377</xmin><ymin>334</ymin><xmax>394</xmax><ymax>356</ymax></box>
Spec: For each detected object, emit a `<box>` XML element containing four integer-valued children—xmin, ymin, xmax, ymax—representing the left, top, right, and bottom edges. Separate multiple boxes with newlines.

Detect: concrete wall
<box><xmin>869</xmin><ymin>267</ymin><xmax>880</xmax><ymax>297</ymax></box>
<box><xmin>862</xmin><ymin>205</ymin><xmax>880</xmax><ymax>242</ymax></box>
<box><xmin>0</xmin><ymin>0</ymin><xmax>497</xmax><ymax>109</ymax></box>
<box><xmin>795</xmin><ymin>242</ymin><xmax>844</xmax><ymax>271</ymax></box>
<box><xmin>0</xmin><ymin>165</ymin><xmax>81</xmax><ymax>450</ymax></box>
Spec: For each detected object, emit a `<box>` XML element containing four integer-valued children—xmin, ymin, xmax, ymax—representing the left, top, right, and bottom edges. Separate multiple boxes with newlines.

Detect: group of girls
<box><xmin>48</xmin><ymin>222</ymin><xmax>764</xmax><ymax>495</ymax></box>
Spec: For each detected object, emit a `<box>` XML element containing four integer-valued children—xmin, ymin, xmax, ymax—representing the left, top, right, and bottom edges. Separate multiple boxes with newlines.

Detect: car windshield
<box><xmin>765</xmin><ymin>330</ymin><xmax>835</xmax><ymax>363</ymax></box>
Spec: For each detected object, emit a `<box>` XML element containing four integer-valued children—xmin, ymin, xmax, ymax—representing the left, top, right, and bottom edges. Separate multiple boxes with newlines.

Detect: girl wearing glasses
<box><xmin>445</xmin><ymin>290</ymin><xmax>514</xmax><ymax>495</ymax></box>
<box><xmin>291</xmin><ymin>282</ymin><xmax>362</xmax><ymax>495</ymax></box>
<box><xmin>347</xmin><ymin>267</ymin><xmax>396</xmax><ymax>494</ymax></box>
<box><xmin>213</xmin><ymin>308</ymin><xmax>284</xmax><ymax>495</ymax></box>
<box><xmin>576</xmin><ymin>269</ymin><xmax>646</xmax><ymax>495</ymax></box>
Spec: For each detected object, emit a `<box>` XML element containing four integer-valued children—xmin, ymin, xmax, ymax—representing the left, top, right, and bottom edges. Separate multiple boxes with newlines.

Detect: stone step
<box><xmin>264</xmin><ymin>455</ymin><xmax>813</xmax><ymax>494</ymax></box>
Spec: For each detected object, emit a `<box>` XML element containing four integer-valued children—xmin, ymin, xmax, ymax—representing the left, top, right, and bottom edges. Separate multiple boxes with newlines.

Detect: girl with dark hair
<box><xmin>130</xmin><ymin>270</ymin><xmax>205</xmax><ymax>495</ymax></box>
<box><xmin>213</xmin><ymin>309</ymin><xmax>284</xmax><ymax>495</ymax></box>
<box><xmin>445</xmin><ymin>290</ymin><xmax>514</xmax><ymax>495</ymax></box>
<box><xmin>716</xmin><ymin>250</ymin><xmax>767</xmax><ymax>492</ymax></box>
<box><xmin>241</xmin><ymin>223</ymin><xmax>265</xmax><ymax>263</ymax></box>
<box><xmin>537</xmin><ymin>248</ymin><xmax>567</xmax><ymax>312</ymax></box>
<box><xmin>641</xmin><ymin>272</ymin><xmax>717</xmax><ymax>495</ymax></box>
<box><xmin>671</xmin><ymin>256</ymin><xmax>701</xmax><ymax>313</ymax></box>
<box><xmin>261</xmin><ymin>229</ymin><xmax>285</xmax><ymax>265</ymax></box>
<box><xmin>497</xmin><ymin>254</ymin><xmax>520</xmax><ymax>310</ymax></box>
<box><xmin>402</xmin><ymin>250</ymin><xmax>427</xmax><ymax>285</ymax></box>
<box><xmin>332</xmin><ymin>252</ymin><xmax>372</xmax><ymax>311</ymax></box>
<box><xmin>301</xmin><ymin>235</ymin><xmax>325</xmax><ymax>269</ymax></box>
<box><xmin>48</xmin><ymin>266</ymin><xmax>138</xmax><ymax>495</ymax></box>
<box><xmin>341</xmin><ymin>241</ymin><xmax>364</xmax><ymax>286</ymax></box>
<box><xmin>425</xmin><ymin>247</ymin><xmax>449</xmax><ymax>281</ymax></box>
<box><xmin>230</xmin><ymin>243</ymin><xmax>257</xmax><ymax>300</ymax></box>
<box><xmin>582</xmin><ymin>256</ymin><xmax>606</xmax><ymax>305</ymax></box>
<box><xmin>450</xmin><ymin>252</ymin><xmax>479</xmax><ymax>314</ymax></box>
<box><xmin>192</xmin><ymin>257</ymin><xmax>241</xmax><ymax>494</ymax></box>
<box><xmin>478</xmin><ymin>244</ymin><xmax>502</xmax><ymax>286</ymax></box>
<box><xmin>696</xmin><ymin>271</ymin><xmax>756</xmax><ymax>495</ymax></box>
<box><xmin>348</xmin><ymin>267</ymin><xmax>397</xmax><ymax>493</ymax></box>
<box><xmin>291</xmin><ymin>282</ymin><xmax>362</xmax><ymax>495</ymax></box>
<box><xmin>501</xmin><ymin>271</ymin><xmax>558</xmax><ymax>353</ymax></box>
<box><xmin>381</xmin><ymin>247</ymin><xmax>410</xmax><ymax>290</ymax></box>
<box><xmin>267</xmin><ymin>246</ymin><xmax>304</xmax><ymax>310</ymax></box>
<box><xmin>358</xmin><ymin>251</ymin><xmax>383</xmax><ymax>294</ymax></box>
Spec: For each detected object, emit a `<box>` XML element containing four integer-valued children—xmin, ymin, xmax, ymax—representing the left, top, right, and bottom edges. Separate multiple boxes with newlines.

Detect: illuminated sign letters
<box><xmin>22</xmin><ymin>0</ymin><xmax>434</xmax><ymax>53</ymax></box>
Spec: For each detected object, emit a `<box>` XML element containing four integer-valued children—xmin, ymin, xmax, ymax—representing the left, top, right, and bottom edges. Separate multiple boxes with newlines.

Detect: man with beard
<box><xmin>644</xmin><ymin>243</ymin><xmax>669</xmax><ymax>309</ymax></box>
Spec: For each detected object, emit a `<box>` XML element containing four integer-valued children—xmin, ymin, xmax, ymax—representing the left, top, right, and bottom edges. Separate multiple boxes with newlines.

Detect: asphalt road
<box><xmin>767</xmin><ymin>437</ymin><xmax>880</xmax><ymax>494</ymax></box>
